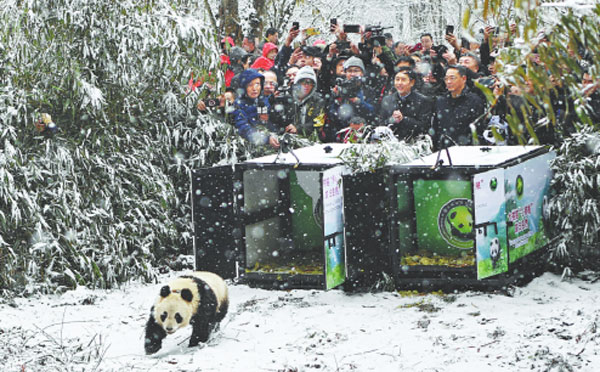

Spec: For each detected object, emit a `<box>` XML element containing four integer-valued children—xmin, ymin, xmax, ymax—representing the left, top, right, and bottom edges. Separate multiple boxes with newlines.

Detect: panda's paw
<box><xmin>189</xmin><ymin>333</ymin><xmax>209</xmax><ymax>347</ymax></box>
<box><xmin>144</xmin><ymin>339</ymin><xmax>162</xmax><ymax>355</ymax></box>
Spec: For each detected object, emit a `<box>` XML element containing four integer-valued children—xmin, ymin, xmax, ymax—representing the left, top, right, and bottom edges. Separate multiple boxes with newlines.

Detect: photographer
<box><xmin>324</xmin><ymin>23</ymin><xmax>355</xmax><ymax>58</ymax></box>
<box><xmin>417</xmin><ymin>45</ymin><xmax>451</xmax><ymax>98</ymax></box>
<box><xmin>197</xmin><ymin>88</ymin><xmax>236</xmax><ymax>123</ymax></box>
<box><xmin>417</xmin><ymin>57</ymin><xmax>447</xmax><ymax>98</ymax></box>
<box><xmin>271</xmin><ymin>66</ymin><xmax>327</xmax><ymax>141</ymax></box>
<box><xmin>319</xmin><ymin>51</ymin><xmax>351</xmax><ymax>96</ymax></box>
<box><xmin>357</xmin><ymin>25</ymin><xmax>396</xmax><ymax>75</ymax></box>
<box><xmin>320</xmin><ymin>23</ymin><xmax>359</xmax><ymax>90</ymax></box>
<box><xmin>326</xmin><ymin>56</ymin><xmax>377</xmax><ymax>141</ymax></box>
<box><xmin>419</xmin><ymin>33</ymin><xmax>435</xmax><ymax>56</ymax></box>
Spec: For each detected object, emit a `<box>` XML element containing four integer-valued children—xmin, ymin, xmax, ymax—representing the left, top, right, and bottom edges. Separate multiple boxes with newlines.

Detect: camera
<box><xmin>446</xmin><ymin>25</ymin><xmax>454</xmax><ymax>35</ymax></box>
<box><xmin>280</xmin><ymin>133</ymin><xmax>294</xmax><ymax>153</ymax></box>
<box><xmin>334</xmin><ymin>40</ymin><xmax>351</xmax><ymax>52</ymax></box>
<box><xmin>205</xmin><ymin>98</ymin><xmax>220</xmax><ymax>108</ymax></box>
<box><xmin>432</xmin><ymin>44</ymin><xmax>448</xmax><ymax>56</ymax></box>
<box><xmin>330</xmin><ymin>18</ymin><xmax>337</xmax><ymax>32</ymax></box>
<box><xmin>336</xmin><ymin>77</ymin><xmax>362</xmax><ymax>99</ymax></box>
<box><xmin>477</xmin><ymin>77</ymin><xmax>496</xmax><ymax>89</ymax></box>
<box><xmin>360</xmin><ymin>25</ymin><xmax>392</xmax><ymax>49</ymax></box>
<box><xmin>461</xmin><ymin>37</ymin><xmax>470</xmax><ymax>50</ymax></box>
<box><xmin>273</xmin><ymin>84</ymin><xmax>293</xmax><ymax>109</ymax></box>
<box><xmin>292</xmin><ymin>21</ymin><xmax>299</xmax><ymax>31</ymax></box>
<box><xmin>343</xmin><ymin>24</ymin><xmax>360</xmax><ymax>33</ymax></box>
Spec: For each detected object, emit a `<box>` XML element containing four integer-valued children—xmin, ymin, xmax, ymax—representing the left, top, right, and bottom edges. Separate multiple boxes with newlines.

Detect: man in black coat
<box><xmin>326</xmin><ymin>57</ymin><xmax>377</xmax><ymax>141</ymax></box>
<box><xmin>432</xmin><ymin>65</ymin><xmax>486</xmax><ymax>149</ymax></box>
<box><xmin>380</xmin><ymin>68</ymin><xmax>434</xmax><ymax>140</ymax></box>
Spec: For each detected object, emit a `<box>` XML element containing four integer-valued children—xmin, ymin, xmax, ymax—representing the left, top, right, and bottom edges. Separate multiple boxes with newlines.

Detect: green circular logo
<box><xmin>490</xmin><ymin>177</ymin><xmax>498</xmax><ymax>191</ymax></box>
<box><xmin>438</xmin><ymin>198</ymin><xmax>475</xmax><ymax>250</ymax></box>
<box><xmin>516</xmin><ymin>175</ymin><xmax>524</xmax><ymax>198</ymax></box>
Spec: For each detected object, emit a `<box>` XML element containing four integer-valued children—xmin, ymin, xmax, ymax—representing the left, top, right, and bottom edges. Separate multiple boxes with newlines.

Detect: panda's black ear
<box><xmin>160</xmin><ymin>285</ymin><xmax>171</xmax><ymax>298</ymax></box>
<box><xmin>181</xmin><ymin>289</ymin><xmax>193</xmax><ymax>302</ymax></box>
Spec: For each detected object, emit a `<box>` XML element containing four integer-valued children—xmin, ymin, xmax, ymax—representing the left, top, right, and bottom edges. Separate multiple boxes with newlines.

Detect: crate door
<box><xmin>321</xmin><ymin>166</ymin><xmax>347</xmax><ymax>289</ymax></box>
<box><xmin>503</xmin><ymin>151</ymin><xmax>555</xmax><ymax>263</ymax></box>
<box><xmin>191</xmin><ymin>166</ymin><xmax>236</xmax><ymax>279</ymax></box>
<box><xmin>472</xmin><ymin>169</ymin><xmax>508</xmax><ymax>279</ymax></box>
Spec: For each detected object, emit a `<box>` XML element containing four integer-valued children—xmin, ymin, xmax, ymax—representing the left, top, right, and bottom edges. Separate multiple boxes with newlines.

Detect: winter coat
<box><xmin>232</xmin><ymin>69</ymin><xmax>277</xmax><ymax>145</ymax></box>
<box><xmin>220</xmin><ymin>54</ymin><xmax>235</xmax><ymax>87</ymax></box>
<box><xmin>251</xmin><ymin>42</ymin><xmax>278</xmax><ymax>70</ymax></box>
<box><xmin>432</xmin><ymin>88</ymin><xmax>486</xmax><ymax>149</ymax></box>
<box><xmin>326</xmin><ymin>88</ymin><xmax>376</xmax><ymax>142</ymax></box>
<box><xmin>272</xmin><ymin>44</ymin><xmax>294</xmax><ymax>84</ymax></box>
<box><xmin>270</xmin><ymin>66</ymin><xmax>328</xmax><ymax>140</ymax></box>
<box><xmin>380</xmin><ymin>90</ymin><xmax>434</xmax><ymax>140</ymax></box>
<box><xmin>270</xmin><ymin>90</ymin><xmax>328</xmax><ymax>140</ymax></box>
<box><xmin>417</xmin><ymin>81</ymin><xmax>447</xmax><ymax>99</ymax></box>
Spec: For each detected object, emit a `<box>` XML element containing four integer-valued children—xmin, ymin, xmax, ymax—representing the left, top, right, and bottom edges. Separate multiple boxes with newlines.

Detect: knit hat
<box><xmin>293</xmin><ymin>66</ymin><xmax>317</xmax><ymax>86</ymax></box>
<box><xmin>343</xmin><ymin>56</ymin><xmax>365</xmax><ymax>72</ymax></box>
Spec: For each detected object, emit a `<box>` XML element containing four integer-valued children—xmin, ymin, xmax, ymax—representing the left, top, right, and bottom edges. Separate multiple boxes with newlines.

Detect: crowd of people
<box><xmin>193</xmin><ymin>22</ymin><xmax>599</xmax><ymax>151</ymax></box>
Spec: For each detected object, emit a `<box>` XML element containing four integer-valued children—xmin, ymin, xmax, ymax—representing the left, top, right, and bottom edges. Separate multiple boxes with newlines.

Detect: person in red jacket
<box><xmin>251</xmin><ymin>42</ymin><xmax>278</xmax><ymax>70</ymax></box>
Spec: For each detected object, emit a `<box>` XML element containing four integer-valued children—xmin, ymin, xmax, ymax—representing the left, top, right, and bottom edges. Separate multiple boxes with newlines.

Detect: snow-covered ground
<box><xmin>1</xmin><ymin>271</ymin><xmax>599</xmax><ymax>371</ymax></box>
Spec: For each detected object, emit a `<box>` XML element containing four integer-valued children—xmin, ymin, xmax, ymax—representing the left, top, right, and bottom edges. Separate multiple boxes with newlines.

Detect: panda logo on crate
<box><xmin>489</xmin><ymin>237</ymin><xmax>501</xmax><ymax>268</ymax></box>
<box><xmin>144</xmin><ymin>271</ymin><xmax>229</xmax><ymax>354</ymax></box>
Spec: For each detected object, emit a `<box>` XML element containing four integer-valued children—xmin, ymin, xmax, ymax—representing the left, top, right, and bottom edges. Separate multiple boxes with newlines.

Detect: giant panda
<box><xmin>144</xmin><ymin>271</ymin><xmax>229</xmax><ymax>354</ymax></box>
<box><xmin>489</xmin><ymin>237</ymin><xmax>500</xmax><ymax>268</ymax></box>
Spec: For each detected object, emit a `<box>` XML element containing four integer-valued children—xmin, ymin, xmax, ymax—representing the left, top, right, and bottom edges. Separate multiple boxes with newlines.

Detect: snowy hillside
<box><xmin>1</xmin><ymin>272</ymin><xmax>599</xmax><ymax>371</ymax></box>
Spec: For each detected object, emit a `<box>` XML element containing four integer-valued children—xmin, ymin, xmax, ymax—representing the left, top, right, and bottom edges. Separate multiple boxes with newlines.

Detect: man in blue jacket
<box><xmin>232</xmin><ymin>69</ymin><xmax>280</xmax><ymax>149</ymax></box>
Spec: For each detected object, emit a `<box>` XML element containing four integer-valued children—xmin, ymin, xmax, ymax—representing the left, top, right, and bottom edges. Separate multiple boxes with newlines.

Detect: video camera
<box><xmin>336</xmin><ymin>77</ymin><xmax>362</xmax><ymax>99</ymax></box>
<box><xmin>432</xmin><ymin>44</ymin><xmax>448</xmax><ymax>56</ymax></box>
<box><xmin>273</xmin><ymin>82</ymin><xmax>293</xmax><ymax>107</ymax></box>
<box><xmin>358</xmin><ymin>24</ymin><xmax>393</xmax><ymax>51</ymax></box>
<box><xmin>430</xmin><ymin>44</ymin><xmax>449</xmax><ymax>66</ymax></box>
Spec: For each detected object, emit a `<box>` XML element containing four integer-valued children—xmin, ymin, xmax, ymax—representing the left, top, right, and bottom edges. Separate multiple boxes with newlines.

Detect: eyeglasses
<box><xmin>298</xmin><ymin>79</ymin><xmax>315</xmax><ymax>86</ymax></box>
<box><xmin>444</xmin><ymin>75</ymin><xmax>460</xmax><ymax>81</ymax></box>
<box><xmin>346</xmin><ymin>68</ymin><xmax>363</xmax><ymax>74</ymax></box>
<box><xmin>265</xmin><ymin>81</ymin><xmax>278</xmax><ymax>87</ymax></box>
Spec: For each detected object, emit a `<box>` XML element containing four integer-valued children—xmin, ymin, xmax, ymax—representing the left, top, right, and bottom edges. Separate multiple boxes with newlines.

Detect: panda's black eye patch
<box><xmin>160</xmin><ymin>312</ymin><xmax>167</xmax><ymax>322</ymax></box>
<box><xmin>175</xmin><ymin>313</ymin><xmax>183</xmax><ymax>323</ymax></box>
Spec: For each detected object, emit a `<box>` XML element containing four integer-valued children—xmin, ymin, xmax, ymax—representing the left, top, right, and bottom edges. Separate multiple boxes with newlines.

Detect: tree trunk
<box><xmin>219</xmin><ymin>0</ymin><xmax>241</xmax><ymax>41</ymax></box>
<box><xmin>253</xmin><ymin>0</ymin><xmax>267</xmax><ymax>42</ymax></box>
